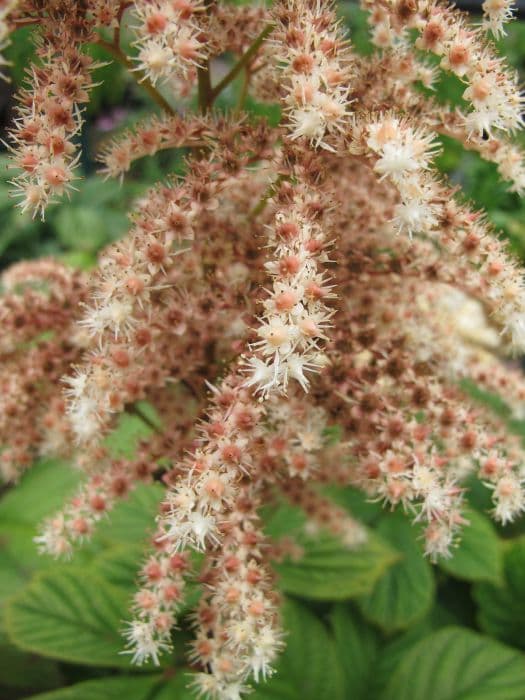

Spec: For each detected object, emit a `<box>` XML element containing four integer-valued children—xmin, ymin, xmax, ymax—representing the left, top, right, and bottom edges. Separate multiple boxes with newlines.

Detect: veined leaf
<box><xmin>439</xmin><ymin>509</ymin><xmax>503</xmax><ymax>585</ymax></box>
<box><xmin>250</xmin><ymin>598</ymin><xmax>345</xmax><ymax>700</ymax></box>
<box><xmin>93</xmin><ymin>482</ymin><xmax>163</xmax><ymax>547</ymax></box>
<box><xmin>5</xmin><ymin>569</ymin><xmax>134</xmax><ymax>668</ymax></box>
<box><xmin>275</xmin><ymin>530</ymin><xmax>397</xmax><ymax>600</ymax></box>
<box><xmin>0</xmin><ymin>459</ymin><xmax>79</xmax><ymax>527</ymax></box>
<box><xmin>330</xmin><ymin>604</ymin><xmax>382</xmax><ymax>699</ymax></box>
<box><xmin>25</xmin><ymin>675</ymin><xmax>162</xmax><ymax>700</ymax></box>
<box><xmin>474</xmin><ymin>537</ymin><xmax>525</xmax><ymax>650</ymax></box>
<box><xmin>381</xmin><ymin>626</ymin><xmax>525</xmax><ymax>700</ymax></box>
<box><xmin>92</xmin><ymin>544</ymin><xmax>146</xmax><ymax>591</ymax></box>
<box><xmin>357</xmin><ymin>512</ymin><xmax>434</xmax><ymax>631</ymax></box>
<box><xmin>266</xmin><ymin>504</ymin><xmax>397</xmax><ymax>600</ymax></box>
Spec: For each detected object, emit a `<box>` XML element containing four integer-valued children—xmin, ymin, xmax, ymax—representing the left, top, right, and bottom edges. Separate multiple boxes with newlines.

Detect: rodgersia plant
<box><xmin>2</xmin><ymin>0</ymin><xmax>525</xmax><ymax>697</ymax></box>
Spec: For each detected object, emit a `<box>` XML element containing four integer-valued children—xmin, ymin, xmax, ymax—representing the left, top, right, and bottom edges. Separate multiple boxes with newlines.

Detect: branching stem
<box><xmin>210</xmin><ymin>24</ymin><xmax>274</xmax><ymax>102</ymax></box>
<box><xmin>95</xmin><ymin>38</ymin><xmax>175</xmax><ymax>115</ymax></box>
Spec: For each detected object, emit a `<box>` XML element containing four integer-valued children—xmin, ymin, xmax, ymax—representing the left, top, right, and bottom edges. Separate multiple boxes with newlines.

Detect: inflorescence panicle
<box><xmin>1</xmin><ymin>1</ymin><xmax>525</xmax><ymax>698</ymax></box>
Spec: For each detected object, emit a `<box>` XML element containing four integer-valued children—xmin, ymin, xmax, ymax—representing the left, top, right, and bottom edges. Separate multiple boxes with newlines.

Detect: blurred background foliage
<box><xmin>2</xmin><ymin>3</ymin><xmax>525</xmax><ymax>700</ymax></box>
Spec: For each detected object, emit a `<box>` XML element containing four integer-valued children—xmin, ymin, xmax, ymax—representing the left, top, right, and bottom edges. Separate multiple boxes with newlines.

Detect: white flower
<box><xmin>160</xmin><ymin>518</ymin><xmax>192</xmax><ymax>549</ymax></box>
<box><xmin>374</xmin><ymin>142</ymin><xmax>421</xmax><ymax>179</ymax></box>
<box><xmin>367</xmin><ymin>119</ymin><xmax>401</xmax><ymax>152</ymax></box>
<box><xmin>464</xmin><ymin>107</ymin><xmax>501</xmax><ymax>137</ymax></box>
<box><xmin>393</xmin><ymin>198</ymin><xmax>438</xmax><ymax>237</ymax></box>
<box><xmin>34</xmin><ymin>517</ymin><xmax>72</xmax><ymax>558</ymax></box>
<box><xmin>289</xmin><ymin>107</ymin><xmax>326</xmax><ymax>143</ymax></box>
<box><xmin>285</xmin><ymin>353</ymin><xmax>319</xmax><ymax>391</ymax></box>
<box><xmin>412</xmin><ymin>464</ymin><xmax>439</xmax><ymax>495</ymax></box>
<box><xmin>341</xmin><ymin>522</ymin><xmax>368</xmax><ymax>549</ymax></box>
<box><xmin>482</xmin><ymin>0</ymin><xmax>515</xmax><ymax>38</ymax></box>
<box><xmin>122</xmin><ymin>620</ymin><xmax>169</xmax><ymax>665</ymax></box>
<box><xmin>226</xmin><ymin>619</ymin><xmax>254</xmax><ymax>648</ymax></box>
<box><xmin>68</xmin><ymin>396</ymin><xmax>101</xmax><ymax>442</ymax></box>
<box><xmin>424</xmin><ymin>521</ymin><xmax>455</xmax><ymax>560</ymax></box>
<box><xmin>295</xmin><ymin>424</ymin><xmax>324</xmax><ymax>451</ymax></box>
<box><xmin>135</xmin><ymin>40</ymin><xmax>175</xmax><ymax>84</ymax></box>
<box><xmin>80</xmin><ymin>299</ymin><xmax>135</xmax><ymax>339</ymax></box>
<box><xmin>63</xmin><ymin>369</ymin><xmax>88</xmax><ymax>400</ymax></box>
<box><xmin>188</xmin><ymin>511</ymin><xmax>219</xmax><ymax>549</ymax></box>
<box><xmin>169</xmin><ymin>484</ymin><xmax>197</xmax><ymax>513</ymax></box>
<box><xmin>243</xmin><ymin>355</ymin><xmax>282</xmax><ymax>395</ymax></box>
<box><xmin>257</xmin><ymin>319</ymin><xmax>295</xmax><ymax>354</ymax></box>
<box><xmin>191</xmin><ymin>674</ymin><xmax>250</xmax><ymax>700</ymax></box>
<box><xmin>245</xmin><ymin>647</ymin><xmax>276</xmax><ymax>683</ymax></box>
<box><xmin>491</xmin><ymin>474</ymin><xmax>525</xmax><ymax>524</ymax></box>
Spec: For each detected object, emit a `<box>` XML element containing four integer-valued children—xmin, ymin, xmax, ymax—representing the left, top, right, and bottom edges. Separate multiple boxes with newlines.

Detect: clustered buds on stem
<box><xmin>190</xmin><ymin>490</ymin><xmax>283</xmax><ymax>699</ymax></box>
<box><xmin>6</xmin><ymin>3</ymin><xmax>106</xmax><ymax>217</ymax></box>
<box><xmin>273</xmin><ymin>0</ymin><xmax>353</xmax><ymax>149</ymax></box>
<box><xmin>0</xmin><ymin>259</ymin><xmax>87</xmax><ymax>480</ymax></box>
<box><xmin>244</xmin><ymin>175</ymin><xmax>334</xmax><ymax>395</ymax></box>
<box><xmin>2</xmin><ymin>0</ymin><xmax>525</xmax><ymax>698</ymax></box>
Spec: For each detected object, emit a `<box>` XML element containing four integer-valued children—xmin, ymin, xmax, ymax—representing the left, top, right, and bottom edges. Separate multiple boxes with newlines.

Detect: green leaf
<box><xmin>0</xmin><ymin>462</ymin><xmax>83</xmax><ymax>621</ymax></box>
<box><xmin>25</xmin><ymin>675</ymin><xmax>162</xmax><ymax>700</ymax></box>
<box><xmin>474</xmin><ymin>537</ymin><xmax>525</xmax><ymax>650</ymax></box>
<box><xmin>59</xmin><ymin>250</ymin><xmax>97</xmax><ymax>270</ymax></box>
<box><xmin>274</xmin><ymin>529</ymin><xmax>397</xmax><ymax>600</ymax></box>
<box><xmin>250</xmin><ymin>598</ymin><xmax>345</xmax><ymax>700</ymax></box>
<box><xmin>459</xmin><ymin>378</ymin><xmax>511</xmax><ymax>421</ymax></box>
<box><xmin>0</xmin><ymin>642</ymin><xmax>63</xmax><ymax>692</ymax></box>
<box><xmin>371</xmin><ymin>612</ymin><xmax>445</xmax><ymax>698</ymax></box>
<box><xmin>320</xmin><ymin>485</ymin><xmax>383</xmax><ymax>525</ymax></box>
<box><xmin>0</xmin><ymin>459</ymin><xmax>80</xmax><ymax>528</ymax></box>
<box><xmin>73</xmin><ymin>177</ymin><xmax>123</xmax><ymax>208</ymax></box>
<box><xmin>93</xmin><ymin>544</ymin><xmax>146</xmax><ymax>591</ymax></box>
<box><xmin>103</xmin><ymin>411</ymin><xmax>155</xmax><ymax>459</ymax></box>
<box><xmin>150</xmin><ymin>673</ymin><xmax>194</xmax><ymax>700</ymax></box>
<box><xmin>381</xmin><ymin>627</ymin><xmax>525</xmax><ymax>700</ymax></box>
<box><xmin>5</xmin><ymin>569</ymin><xmax>133</xmax><ymax>668</ymax></box>
<box><xmin>93</xmin><ymin>482</ymin><xmax>163</xmax><ymax>547</ymax></box>
<box><xmin>439</xmin><ymin>509</ymin><xmax>503</xmax><ymax>584</ymax></box>
<box><xmin>357</xmin><ymin>512</ymin><xmax>434</xmax><ymax>631</ymax></box>
<box><xmin>4</xmin><ymin>26</ymin><xmax>37</xmax><ymax>85</ymax></box>
<box><xmin>0</xmin><ymin>548</ymin><xmax>27</xmax><ymax>610</ymax></box>
<box><xmin>266</xmin><ymin>504</ymin><xmax>397</xmax><ymax>600</ymax></box>
<box><xmin>0</xmin><ymin>522</ymin><xmax>56</xmax><ymax>614</ymax></box>
<box><xmin>54</xmin><ymin>206</ymin><xmax>125</xmax><ymax>253</ymax></box>
<box><xmin>330</xmin><ymin>604</ymin><xmax>382</xmax><ymax>699</ymax></box>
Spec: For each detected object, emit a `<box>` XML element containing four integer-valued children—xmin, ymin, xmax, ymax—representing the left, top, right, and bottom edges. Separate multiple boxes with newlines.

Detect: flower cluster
<box><xmin>0</xmin><ymin>259</ymin><xmax>87</xmax><ymax>481</ymax></box>
<box><xmin>364</xmin><ymin>0</ymin><xmax>524</xmax><ymax>136</ymax></box>
<box><xmin>363</xmin><ymin>116</ymin><xmax>440</xmax><ymax>237</ymax></box>
<box><xmin>482</xmin><ymin>0</ymin><xmax>516</xmax><ymax>38</ymax></box>
<box><xmin>244</xmin><ymin>179</ymin><xmax>334</xmax><ymax>396</ymax></box>
<box><xmin>158</xmin><ymin>377</ymin><xmax>265</xmax><ymax>553</ymax></box>
<box><xmin>350</xmin><ymin>111</ymin><xmax>525</xmax><ymax>353</ymax></box>
<box><xmin>36</xmin><ymin>425</ymin><xmax>193</xmax><ymax>557</ymax></box>
<box><xmin>98</xmin><ymin>113</ymin><xmax>212</xmax><ymax>178</ymax></box>
<box><xmin>3</xmin><ymin>1</ymin><xmax>525</xmax><ymax>698</ymax></box>
<box><xmin>273</xmin><ymin>0</ymin><xmax>353</xmax><ymax>149</ymax></box>
<box><xmin>190</xmin><ymin>491</ymin><xmax>283</xmax><ymax>700</ymax></box>
<box><xmin>130</xmin><ymin>0</ymin><xmax>207</xmax><ymax>85</ymax></box>
<box><xmin>6</xmin><ymin>2</ymin><xmax>105</xmax><ymax>218</ymax></box>
<box><xmin>123</xmin><ymin>544</ymin><xmax>191</xmax><ymax>665</ymax></box>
